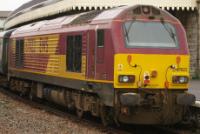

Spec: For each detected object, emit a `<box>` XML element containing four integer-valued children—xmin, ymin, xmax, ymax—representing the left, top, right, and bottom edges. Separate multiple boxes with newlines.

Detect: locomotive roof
<box><xmin>0</xmin><ymin>29</ymin><xmax>15</xmax><ymax>38</ymax></box>
<box><xmin>11</xmin><ymin>5</ymin><xmax>178</xmax><ymax>38</ymax></box>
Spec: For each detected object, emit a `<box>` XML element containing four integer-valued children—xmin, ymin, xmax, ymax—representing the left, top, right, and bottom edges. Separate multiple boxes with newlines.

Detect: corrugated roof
<box><xmin>11</xmin><ymin>0</ymin><xmax>47</xmax><ymax>16</ymax></box>
<box><xmin>5</xmin><ymin>0</ymin><xmax>198</xmax><ymax>29</ymax></box>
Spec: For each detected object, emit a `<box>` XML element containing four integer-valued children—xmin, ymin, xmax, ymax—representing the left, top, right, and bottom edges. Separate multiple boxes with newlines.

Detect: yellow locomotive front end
<box><xmin>112</xmin><ymin>6</ymin><xmax>195</xmax><ymax>124</ymax></box>
<box><xmin>115</xmin><ymin>54</ymin><xmax>190</xmax><ymax>90</ymax></box>
<box><xmin>114</xmin><ymin>54</ymin><xmax>194</xmax><ymax>124</ymax></box>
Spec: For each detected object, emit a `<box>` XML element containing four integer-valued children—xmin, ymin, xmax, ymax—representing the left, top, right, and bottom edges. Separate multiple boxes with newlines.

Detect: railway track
<box><xmin>0</xmin><ymin>86</ymin><xmax>197</xmax><ymax>134</ymax></box>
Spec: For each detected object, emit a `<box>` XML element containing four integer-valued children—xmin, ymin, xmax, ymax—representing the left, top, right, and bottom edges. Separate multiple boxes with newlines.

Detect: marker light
<box><xmin>119</xmin><ymin>75</ymin><xmax>135</xmax><ymax>83</ymax></box>
<box><xmin>127</xmin><ymin>55</ymin><xmax>132</xmax><ymax>64</ymax></box>
<box><xmin>151</xmin><ymin>70</ymin><xmax>158</xmax><ymax>78</ymax></box>
<box><xmin>176</xmin><ymin>56</ymin><xmax>181</xmax><ymax>65</ymax></box>
<box><xmin>172</xmin><ymin>76</ymin><xmax>189</xmax><ymax>84</ymax></box>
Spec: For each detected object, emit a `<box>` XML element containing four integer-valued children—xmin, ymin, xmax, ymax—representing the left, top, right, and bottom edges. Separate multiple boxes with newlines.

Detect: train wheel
<box><xmin>100</xmin><ymin>105</ymin><xmax>114</xmax><ymax>126</ymax></box>
<box><xmin>29</xmin><ymin>93</ymin><xmax>34</xmax><ymax>101</ymax></box>
<box><xmin>76</xmin><ymin>109</ymin><xmax>84</xmax><ymax>119</ymax></box>
<box><xmin>19</xmin><ymin>93</ymin><xmax>24</xmax><ymax>97</ymax></box>
<box><xmin>29</xmin><ymin>90</ymin><xmax>36</xmax><ymax>101</ymax></box>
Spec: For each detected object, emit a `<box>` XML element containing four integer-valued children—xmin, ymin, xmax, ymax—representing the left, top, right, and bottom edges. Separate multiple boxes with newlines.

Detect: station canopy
<box><xmin>4</xmin><ymin>0</ymin><xmax>197</xmax><ymax>29</ymax></box>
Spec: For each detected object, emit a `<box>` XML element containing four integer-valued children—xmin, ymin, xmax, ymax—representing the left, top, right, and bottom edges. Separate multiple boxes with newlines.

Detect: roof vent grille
<box><xmin>133</xmin><ymin>7</ymin><xmax>141</xmax><ymax>14</ymax></box>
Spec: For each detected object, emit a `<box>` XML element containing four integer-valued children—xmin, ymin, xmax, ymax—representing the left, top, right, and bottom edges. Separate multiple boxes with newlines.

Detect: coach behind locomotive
<box><xmin>6</xmin><ymin>5</ymin><xmax>195</xmax><ymax>125</ymax></box>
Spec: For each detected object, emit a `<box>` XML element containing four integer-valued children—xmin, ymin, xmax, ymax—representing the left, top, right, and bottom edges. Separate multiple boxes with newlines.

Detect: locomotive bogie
<box><xmin>9</xmin><ymin>78</ymin><xmax>102</xmax><ymax>117</ymax></box>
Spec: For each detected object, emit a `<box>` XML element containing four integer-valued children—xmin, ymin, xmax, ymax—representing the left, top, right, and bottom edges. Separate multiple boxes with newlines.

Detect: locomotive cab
<box><xmin>111</xmin><ymin>5</ymin><xmax>195</xmax><ymax>124</ymax></box>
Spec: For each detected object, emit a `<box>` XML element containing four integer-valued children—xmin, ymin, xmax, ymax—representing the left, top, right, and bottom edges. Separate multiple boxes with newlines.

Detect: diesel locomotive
<box><xmin>0</xmin><ymin>5</ymin><xmax>195</xmax><ymax>125</ymax></box>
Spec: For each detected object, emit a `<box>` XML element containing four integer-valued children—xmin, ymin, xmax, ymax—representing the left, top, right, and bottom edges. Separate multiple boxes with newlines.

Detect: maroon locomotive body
<box><xmin>3</xmin><ymin>5</ymin><xmax>195</xmax><ymax>125</ymax></box>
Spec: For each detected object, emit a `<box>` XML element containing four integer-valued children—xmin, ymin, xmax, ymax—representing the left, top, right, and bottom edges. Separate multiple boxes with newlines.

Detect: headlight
<box><xmin>172</xmin><ymin>76</ymin><xmax>189</xmax><ymax>84</ymax></box>
<box><xmin>118</xmin><ymin>75</ymin><xmax>135</xmax><ymax>83</ymax></box>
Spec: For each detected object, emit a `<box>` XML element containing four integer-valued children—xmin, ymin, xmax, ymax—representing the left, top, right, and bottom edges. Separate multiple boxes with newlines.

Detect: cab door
<box><xmin>95</xmin><ymin>29</ymin><xmax>105</xmax><ymax>80</ymax></box>
<box><xmin>87</xmin><ymin>30</ymin><xmax>96</xmax><ymax>79</ymax></box>
<box><xmin>87</xmin><ymin>29</ymin><xmax>105</xmax><ymax>80</ymax></box>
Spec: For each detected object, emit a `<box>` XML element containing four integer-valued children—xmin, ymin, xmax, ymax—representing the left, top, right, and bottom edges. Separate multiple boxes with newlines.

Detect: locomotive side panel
<box><xmin>24</xmin><ymin>35</ymin><xmax>60</xmax><ymax>74</ymax></box>
<box><xmin>10</xmin><ymin>35</ymin><xmax>60</xmax><ymax>74</ymax></box>
<box><xmin>9</xmin><ymin>32</ymin><xmax>87</xmax><ymax>85</ymax></box>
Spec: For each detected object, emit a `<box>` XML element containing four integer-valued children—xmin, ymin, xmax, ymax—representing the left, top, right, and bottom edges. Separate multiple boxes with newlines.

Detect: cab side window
<box><xmin>97</xmin><ymin>29</ymin><xmax>104</xmax><ymax>47</ymax></box>
<box><xmin>66</xmin><ymin>35</ymin><xmax>82</xmax><ymax>72</ymax></box>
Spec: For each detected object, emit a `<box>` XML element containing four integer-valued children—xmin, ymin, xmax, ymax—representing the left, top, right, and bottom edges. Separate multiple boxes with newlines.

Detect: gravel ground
<box><xmin>0</xmin><ymin>90</ymin><xmax>106</xmax><ymax>134</ymax></box>
<box><xmin>0</xmin><ymin>80</ymin><xmax>199</xmax><ymax>134</ymax></box>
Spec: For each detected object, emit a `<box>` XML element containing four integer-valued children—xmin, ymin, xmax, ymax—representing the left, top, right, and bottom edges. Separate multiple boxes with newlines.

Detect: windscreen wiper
<box><xmin>124</xmin><ymin>21</ymin><xmax>135</xmax><ymax>42</ymax></box>
<box><xmin>160</xmin><ymin>19</ymin><xmax>176</xmax><ymax>44</ymax></box>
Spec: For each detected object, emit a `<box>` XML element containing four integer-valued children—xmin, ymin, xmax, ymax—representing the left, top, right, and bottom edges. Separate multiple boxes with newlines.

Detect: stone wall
<box><xmin>170</xmin><ymin>10</ymin><xmax>199</xmax><ymax>78</ymax></box>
